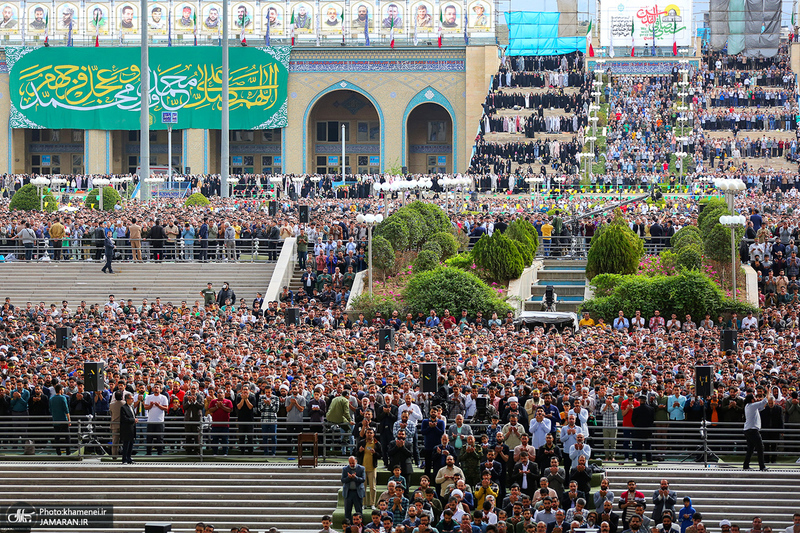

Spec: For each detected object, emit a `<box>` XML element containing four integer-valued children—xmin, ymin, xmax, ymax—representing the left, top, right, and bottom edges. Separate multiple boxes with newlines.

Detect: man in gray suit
<box><xmin>342</xmin><ymin>455</ymin><xmax>366</xmax><ymax>521</ymax></box>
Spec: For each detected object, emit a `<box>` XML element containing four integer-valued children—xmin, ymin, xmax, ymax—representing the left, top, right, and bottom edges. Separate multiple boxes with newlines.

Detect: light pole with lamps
<box><xmin>720</xmin><ymin>214</ymin><xmax>746</xmax><ymax>300</ymax></box>
<box><xmin>269</xmin><ymin>176</ymin><xmax>282</xmax><ymax>199</ymax></box>
<box><xmin>49</xmin><ymin>177</ymin><xmax>67</xmax><ymax>204</ymax></box>
<box><xmin>93</xmin><ymin>177</ymin><xmax>111</xmax><ymax>210</ymax></box>
<box><xmin>227</xmin><ymin>177</ymin><xmax>240</xmax><ymax>197</ymax></box>
<box><xmin>31</xmin><ymin>176</ymin><xmax>50</xmax><ymax>211</ymax></box>
<box><xmin>714</xmin><ymin>178</ymin><xmax>746</xmax><ymax>300</ymax></box>
<box><xmin>526</xmin><ymin>176</ymin><xmax>544</xmax><ymax>206</ymax></box>
<box><xmin>143</xmin><ymin>176</ymin><xmax>164</xmax><ymax>202</ymax></box>
<box><xmin>356</xmin><ymin>213</ymin><xmax>384</xmax><ymax>296</ymax></box>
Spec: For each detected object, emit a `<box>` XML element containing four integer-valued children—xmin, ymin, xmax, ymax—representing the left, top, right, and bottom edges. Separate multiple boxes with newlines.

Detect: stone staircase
<box><xmin>0</xmin><ymin>262</ymin><xmax>274</xmax><ymax>306</ymax></box>
<box><xmin>526</xmin><ymin>259</ymin><xmax>587</xmax><ymax>314</ymax></box>
<box><xmin>605</xmin><ymin>467</ymin><xmax>800</xmax><ymax>527</ymax></box>
<box><xmin>0</xmin><ymin>462</ymin><xmax>340</xmax><ymax>533</ymax></box>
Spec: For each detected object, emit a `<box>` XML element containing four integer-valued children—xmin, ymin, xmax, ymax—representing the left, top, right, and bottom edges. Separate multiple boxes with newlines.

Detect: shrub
<box><xmin>704</xmin><ymin>223</ymin><xmax>744</xmax><ymax>264</ymax></box>
<box><xmin>588</xmin><ymin>273</ymin><xmax>626</xmax><ymax>297</ymax></box>
<box><xmin>184</xmin><ymin>192</ymin><xmax>210</xmax><ymax>207</ymax></box>
<box><xmin>394</xmin><ymin>210</ymin><xmax>427</xmax><ymax>249</ymax></box>
<box><xmin>414</xmin><ymin>250</ymin><xmax>440</xmax><ymax>273</ymax></box>
<box><xmin>445</xmin><ymin>252</ymin><xmax>475</xmax><ymax>270</ymax></box>
<box><xmin>505</xmin><ymin>219</ymin><xmax>538</xmax><ymax>264</ymax></box>
<box><xmin>429</xmin><ymin>232</ymin><xmax>459</xmax><ymax>261</ymax></box>
<box><xmin>349</xmin><ymin>293</ymin><xmax>400</xmax><ymax>319</ymax></box>
<box><xmin>421</xmin><ymin>241</ymin><xmax>443</xmax><ymax>260</ymax></box>
<box><xmin>671</xmin><ymin>225</ymin><xmax>703</xmax><ymax>250</ymax></box>
<box><xmin>586</xmin><ymin>210</ymin><xmax>644</xmax><ymax>279</ymax></box>
<box><xmin>472</xmin><ymin>231</ymin><xmax>525</xmax><ymax>283</ymax></box>
<box><xmin>403</xmin><ymin>266</ymin><xmax>512</xmax><ymax>316</ymax></box>
<box><xmin>581</xmin><ymin>269</ymin><xmax>741</xmax><ymax>322</ymax></box>
<box><xmin>699</xmin><ymin>205</ymin><xmax>729</xmax><ymax>237</ymax></box>
<box><xmin>375</xmin><ymin>219</ymin><xmax>409</xmax><ymax>252</ymax></box>
<box><xmin>510</xmin><ymin>218</ymin><xmax>539</xmax><ymax>254</ymax></box>
<box><xmin>84</xmin><ymin>186</ymin><xmax>121</xmax><ymax>211</ymax></box>
<box><xmin>697</xmin><ymin>197</ymin><xmax>728</xmax><ymax>229</ymax></box>
<box><xmin>406</xmin><ymin>201</ymin><xmax>451</xmax><ymax>235</ymax></box>
<box><xmin>9</xmin><ymin>183</ymin><xmax>58</xmax><ymax>212</ymax></box>
<box><xmin>369</xmin><ymin>235</ymin><xmax>395</xmax><ymax>274</ymax></box>
<box><xmin>677</xmin><ymin>243</ymin><xmax>703</xmax><ymax>270</ymax></box>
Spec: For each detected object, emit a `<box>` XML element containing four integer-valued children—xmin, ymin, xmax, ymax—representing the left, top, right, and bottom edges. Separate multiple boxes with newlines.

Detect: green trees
<box><xmin>586</xmin><ymin>210</ymin><xmax>644</xmax><ymax>279</ymax></box>
<box><xmin>403</xmin><ymin>266</ymin><xmax>511</xmax><ymax>316</ymax></box>
<box><xmin>84</xmin><ymin>186</ymin><xmax>121</xmax><ymax>211</ymax></box>
<box><xmin>472</xmin><ymin>231</ymin><xmax>525</xmax><ymax>283</ymax></box>
<box><xmin>9</xmin><ymin>184</ymin><xmax>58</xmax><ymax>212</ymax></box>
<box><xmin>184</xmin><ymin>192</ymin><xmax>210</xmax><ymax>207</ymax></box>
<box><xmin>370</xmin><ymin>235</ymin><xmax>395</xmax><ymax>275</ymax></box>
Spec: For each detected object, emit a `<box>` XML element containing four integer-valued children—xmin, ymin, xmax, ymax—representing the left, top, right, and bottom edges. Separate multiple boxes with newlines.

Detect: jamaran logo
<box><xmin>3</xmin><ymin>502</ymin><xmax>38</xmax><ymax>532</ymax></box>
<box><xmin>1</xmin><ymin>503</ymin><xmax>113</xmax><ymax>532</ymax></box>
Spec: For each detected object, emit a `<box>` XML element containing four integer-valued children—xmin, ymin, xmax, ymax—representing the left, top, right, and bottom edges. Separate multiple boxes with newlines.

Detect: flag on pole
<box><xmin>43</xmin><ymin>12</ymin><xmax>49</xmax><ymax>46</ymax></box>
<box><xmin>630</xmin><ymin>18</ymin><xmax>635</xmax><ymax>56</ymax></box>
<box><xmin>193</xmin><ymin>10</ymin><xmax>197</xmax><ymax>45</ymax></box>
<box><xmin>290</xmin><ymin>10</ymin><xmax>295</xmax><ymax>45</ymax></box>
<box><xmin>240</xmin><ymin>14</ymin><xmax>247</xmax><ymax>45</ymax></box>
<box><xmin>341</xmin><ymin>10</ymin><xmax>345</xmax><ymax>44</ymax></box>
<box><xmin>413</xmin><ymin>11</ymin><xmax>418</xmax><ymax>45</ymax></box>
<box><xmin>586</xmin><ymin>19</ymin><xmax>593</xmax><ymax>57</ymax></box>
<box><xmin>389</xmin><ymin>16</ymin><xmax>394</xmax><ymax>48</ymax></box>
<box><xmin>464</xmin><ymin>11</ymin><xmax>469</xmax><ymax>45</ymax></box>
<box><xmin>364</xmin><ymin>13</ymin><xmax>370</xmax><ymax>45</ymax></box>
<box><xmin>119</xmin><ymin>27</ymin><xmax>124</xmax><ymax>44</ymax></box>
<box><xmin>94</xmin><ymin>11</ymin><xmax>100</xmax><ymax>46</ymax></box>
<box><xmin>168</xmin><ymin>11</ymin><xmax>172</xmax><ymax>46</ymax></box>
<box><xmin>651</xmin><ymin>10</ymin><xmax>656</xmax><ymax>56</ymax></box>
<box><xmin>609</xmin><ymin>19</ymin><xmax>615</xmax><ymax>57</ymax></box>
<box><xmin>266</xmin><ymin>11</ymin><xmax>271</xmax><ymax>46</ymax></box>
<box><xmin>672</xmin><ymin>19</ymin><xmax>677</xmax><ymax>55</ymax></box>
<box><xmin>437</xmin><ymin>10</ymin><xmax>443</xmax><ymax>47</ymax></box>
<box><xmin>67</xmin><ymin>20</ymin><xmax>73</xmax><ymax>46</ymax></box>
<box><xmin>315</xmin><ymin>12</ymin><xmax>320</xmax><ymax>46</ymax></box>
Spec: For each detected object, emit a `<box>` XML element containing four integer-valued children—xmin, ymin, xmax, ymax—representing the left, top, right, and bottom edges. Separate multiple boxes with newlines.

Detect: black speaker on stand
<box><xmin>378</xmin><ymin>327</ymin><xmax>395</xmax><ymax>351</ymax></box>
<box><xmin>721</xmin><ymin>329</ymin><xmax>738</xmax><ymax>353</ymax></box>
<box><xmin>299</xmin><ymin>205</ymin><xmax>309</xmax><ymax>223</ymax></box>
<box><xmin>84</xmin><ymin>362</ymin><xmax>105</xmax><ymax>392</ymax></box>
<box><xmin>421</xmin><ymin>363</ymin><xmax>438</xmax><ymax>393</ymax></box>
<box><xmin>269</xmin><ymin>201</ymin><xmax>278</xmax><ymax>216</ymax></box>
<box><xmin>695</xmin><ymin>366</ymin><xmax>713</xmax><ymax>397</ymax></box>
<box><xmin>286</xmin><ymin>307</ymin><xmax>300</xmax><ymax>326</ymax></box>
<box><xmin>55</xmin><ymin>327</ymin><xmax>72</xmax><ymax>349</ymax></box>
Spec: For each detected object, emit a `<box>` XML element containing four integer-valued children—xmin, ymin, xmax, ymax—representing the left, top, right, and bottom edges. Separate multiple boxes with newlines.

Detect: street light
<box><xmin>310</xmin><ymin>176</ymin><xmax>322</xmax><ymax>196</ymax></box>
<box><xmin>31</xmin><ymin>176</ymin><xmax>50</xmax><ymax>211</ymax></box>
<box><xmin>269</xmin><ymin>176</ymin><xmax>282</xmax><ymax>198</ymax></box>
<box><xmin>144</xmin><ymin>176</ymin><xmax>164</xmax><ymax>203</ymax></box>
<box><xmin>526</xmin><ymin>176</ymin><xmax>544</xmax><ymax>205</ymax></box>
<box><xmin>93</xmin><ymin>177</ymin><xmax>111</xmax><ymax>210</ymax></box>
<box><xmin>356</xmin><ymin>212</ymin><xmax>384</xmax><ymax>296</ymax></box>
<box><xmin>227</xmin><ymin>176</ymin><xmax>240</xmax><ymax>197</ymax></box>
<box><xmin>50</xmin><ymin>177</ymin><xmax>67</xmax><ymax>204</ymax></box>
<box><xmin>713</xmin><ymin>178</ymin><xmax>747</xmax><ymax>212</ymax></box>
<box><xmin>720</xmin><ymin>214</ymin><xmax>746</xmax><ymax>301</ymax></box>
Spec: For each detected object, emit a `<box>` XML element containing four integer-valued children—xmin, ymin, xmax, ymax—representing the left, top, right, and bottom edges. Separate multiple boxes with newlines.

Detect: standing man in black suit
<box><xmin>120</xmin><ymin>392</ymin><xmax>137</xmax><ymax>464</ymax></box>
<box><xmin>631</xmin><ymin>395</ymin><xmax>655</xmax><ymax>466</ymax></box>
<box><xmin>102</xmin><ymin>229</ymin><xmax>116</xmax><ymax>274</ymax></box>
<box><xmin>387</xmin><ymin>429</ymin><xmax>414</xmax><ymax>479</ymax></box>
<box><xmin>651</xmin><ymin>480</ymin><xmax>677</xmax><ymax>522</ymax></box>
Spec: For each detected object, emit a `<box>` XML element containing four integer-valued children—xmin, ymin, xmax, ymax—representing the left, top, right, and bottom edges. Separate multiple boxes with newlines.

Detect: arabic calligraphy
<box><xmin>634</xmin><ymin>4</ymin><xmax>685</xmax><ymax>38</ymax></box>
<box><xmin>8</xmin><ymin>46</ymin><xmax>289</xmax><ymax>130</ymax></box>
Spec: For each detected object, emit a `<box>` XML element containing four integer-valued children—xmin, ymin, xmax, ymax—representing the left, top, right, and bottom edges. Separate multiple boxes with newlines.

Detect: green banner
<box><xmin>6</xmin><ymin>45</ymin><xmax>289</xmax><ymax>130</ymax></box>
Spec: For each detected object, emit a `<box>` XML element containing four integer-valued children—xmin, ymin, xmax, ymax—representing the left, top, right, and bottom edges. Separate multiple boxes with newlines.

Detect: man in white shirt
<box><xmin>145</xmin><ymin>383</ymin><xmax>168</xmax><ymax>455</ymax></box>
<box><xmin>783</xmin><ymin>513</ymin><xmax>800</xmax><ymax>533</ymax></box>
<box><xmin>398</xmin><ymin>393</ymin><xmax>423</xmax><ymax>425</ymax></box>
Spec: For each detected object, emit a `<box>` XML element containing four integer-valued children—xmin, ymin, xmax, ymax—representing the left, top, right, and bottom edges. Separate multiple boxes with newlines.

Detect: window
<box><xmin>149</xmin><ymin>131</ymin><xmax>158</xmax><ymax>142</ymax></box>
<box><xmin>31</xmin><ymin>155</ymin><xmax>40</xmax><ymax>166</ymax></box>
<box><xmin>128</xmin><ymin>131</ymin><xmax>139</xmax><ymax>142</ymax></box>
<box><xmin>316</xmin><ymin>121</ymin><xmax>350</xmax><ymax>142</ymax></box>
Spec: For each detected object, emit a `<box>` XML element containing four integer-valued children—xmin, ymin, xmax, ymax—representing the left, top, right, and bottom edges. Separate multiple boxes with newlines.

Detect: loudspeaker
<box><xmin>269</xmin><ymin>201</ymin><xmax>278</xmax><ymax>216</ymax></box>
<box><xmin>695</xmin><ymin>366</ymin><xmax>713</xmax><ymax>397</ymax></box>
<box><xmin>55</xmin><ymin>327</ymin><xmax>72</xmax><ymax>349</ymax></box>
<box><xmin>378</xmin><ymin>327</ymin><xmax>395</xmax><ymax>351</ymax></box>
<box><xmin>402</xmin><ymin>166</ymin><xmax>408</xmax><ymax>174</ymax></box>
<box><xmin>421</xmin><ymin>363</ymin><xmax>438</xmax><ymax>393</ymax></box>
<box><xmin>721</xmin><ymin>329</ymin><xmax>738</xmax><ymax>353</ymax></box>
<box><xmin>183</xmin><ymin>167</ymin><xmax>190</xmax><ymax>174</ymax></box>
<box><xmin>286</xmin><ymin>307</ymin><xmax>300</xmax><ymax>326</ymax></box>
<box><xmin>84</xmin><ymin>362</ymin><xmax>105</xmax><ymax>392</ymax></box>
<box><xmin>145</xmin><ymin>524</ymin><xmax>172</xmax><ymax>533</ymax></box>
<box><xmin>299</xmin><ymin>205</ymin><xmax>309</xmax><ymax>224</ymax></box>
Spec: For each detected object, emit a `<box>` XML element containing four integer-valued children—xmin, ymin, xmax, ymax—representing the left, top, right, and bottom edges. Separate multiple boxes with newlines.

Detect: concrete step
<box><xmin>537</xmin><ymin>269</ymin><xmax>587</xmax><ymax>281</ymax></box>
<box><xmin>531</xmin><ymin>284</ymin><xmax>585</xmax><ymax>297</ymax></box>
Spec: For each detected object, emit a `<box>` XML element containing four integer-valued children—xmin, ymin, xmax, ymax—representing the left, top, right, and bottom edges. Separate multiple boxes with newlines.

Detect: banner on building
<box><xmin>600</xmin><ymin>0</ymin><xmax>692</xmax><ymax>48</ymax></box>
<box><xmin>6</xmin><ymin>45</ymin><xmax>289</xmax><ymax>130</ymax></box>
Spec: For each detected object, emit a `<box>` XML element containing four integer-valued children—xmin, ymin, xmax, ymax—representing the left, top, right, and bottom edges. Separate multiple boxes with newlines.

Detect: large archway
<box><xmin>406</xmin><ymin>103</ymin><xmax>453</xmax><ymax>174</ymax></box>
<box><xmin>306</xmin><ymin>89</ymin><xmax>381</xmax><ymax>175</ymax></box>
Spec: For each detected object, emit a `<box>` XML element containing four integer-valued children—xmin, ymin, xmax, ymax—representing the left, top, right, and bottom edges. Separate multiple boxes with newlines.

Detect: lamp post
<box><xmin>31</xmin><ymin>176</ymin><xmax>50</xmax><ymax>211</ymax></box>
<box><xmin>553</xmin><ymin>175</ymin><xmax>567</xmax><ymax>198</ymax></box>
<box><xmin>310</xmin><ymin>176</ymin><xmax>322</xmax><ymax>197</ymax></box>
<box><xmin>93</xmin><ymin>177</ymin><xmax>111</xmax><ymax>210</ymax></box>
<box><xmin>269</xmin><ymin>176</ymin><xmax>282</xmax><ymax>198</ymax></box>
<box><xmin>227</xmin><ymin>176</ymin><xmax>240</xmax><ymax>197</ymax></box>
<box><xmin>356</xmin><ymin>213</ymin><xmax>384</xmax><ymax>296</ymax></box>
<box><xmin>714</xmin><ymin>177</ymin><xmax>746</xmax><ymax>213</ymax></box>
<box><xmin>49</xmin><ymin>177</ymin><xmax>67</xmax><ymax>204</ymax></box>
<box><xmin>720</xmin><ymin>214</ymin><xmax>746</xmax><ymax>301</ymax></box>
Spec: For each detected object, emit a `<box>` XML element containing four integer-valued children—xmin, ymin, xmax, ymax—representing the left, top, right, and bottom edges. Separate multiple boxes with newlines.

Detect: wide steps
<box><xmin>531</xmin><ymin>284</ymin><xmax>585</xmax><ymax>297</ymax></box>
<box><xmin>0</xmin><ymin>463</ymin><xmax>340</xmax><ymax>533</ymax></box>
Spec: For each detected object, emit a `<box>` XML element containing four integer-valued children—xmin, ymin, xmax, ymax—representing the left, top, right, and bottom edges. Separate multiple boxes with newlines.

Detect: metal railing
<box><xmin>0</xmin><ymin>237</ymin><xmax>282</xmax><ymax>262</ymax></box>
<box><xmin>2</xmin><ymin>416</ymin><xmax>799</xmax><ymax>467</ymax></box>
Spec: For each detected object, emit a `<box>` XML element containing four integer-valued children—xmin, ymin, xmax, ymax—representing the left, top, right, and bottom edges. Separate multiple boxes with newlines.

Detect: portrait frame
<box><xmin>409</xmin><ymin>1</ymin><xmax>434</xmax><ymax>32</ymax></box>
<box><xmin>86</xmin><ymin>3</ymin><xmax>109</xmax><ymax>34</ymax></box>
<box><xmin>428</xmin><ymin>121</ymin><xmax>447</xmax><ymax>142</ymax></box>
<box><xmin>349</xmin><ymin>2</ymin><xmax>372</xmax><ymax>32</ymax></box>
<box><xmin>439</xmin><ymin>2</ymin><xmax>461</xmax><ymax>31</ymax></box>
<box><xmin>116</xmin><ymin>2</ymin><xmax>139</xmax><ymax>33</ymax></box>
<box><xmin>26</xmin><ymin>3</ymin><xmax>49</xmax><ymax>33</ymax></box>
<box><xmin>320</xmin><ymin>2</ymin><xmax>344</xmax><ymax>33</ymax></box>
<box><xmin>380</xmin><ymin>1</ymin><xmax>403</xmax><ymax>32</ymax></box>
<box><xmin>230</xmin><ymin>2</ymin><xmax>255</xmax><ymax>33</ymax></box>
<box><xmin>261</xmin><ymin>3</ymin><xmax>284</xmax><ymax>36</ymax></box>
<box><xmin>147</xmin><ymin>3</ymin><xmax>167</xmax><ymax>33</ymax></box>
<box><xmin>200</xmin><ymin>3</ymin><xmax>222</xmax><ymax>34</ymax></box>
<box><xmin>467</xmin><ymin>0</ymin><xmax>490</xmax><ymax>29</ymax></box>
<box><xmin>55</xmin><ymin>2</ymin><xmax>79</xmax><ymax>32</ymax></box>
<box><xmin>290</xmin><ymin>2</ymin><xmax>314</xmax><ymax>34</ymax></box>
<box><xmin>0</xmin><ymin>3</ymin><xmax>19</xmax><ymax>32</ymax></box>
<box><xmin>173</xmin><ymin>2</ymin><xmax>196</xmax><ymax>34</ymax></box>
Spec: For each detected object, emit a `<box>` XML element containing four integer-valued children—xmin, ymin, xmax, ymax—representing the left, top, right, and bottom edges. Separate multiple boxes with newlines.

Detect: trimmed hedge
<box><xmin>472</xmin><ymin>231</ymin><xmax>525</xmax><ymax>283</ymax></box>
<box><xmin>403</xmin><ymin>266</ymin><xmax>512</xmax><ymax>317</ymax></box>
<box><xmin>9</xmin><ymin>183</ymin><xmax>58</xmax><ymax>212</ymax></box>
<box><xmin>84</xmin><ymin>186</ymin><xmax>121</xmax><ymax>211</ymax></box>
<box><xmin>586</xmin><ymin>210</ymin><xmax>644</xmax><ymax>279</ymax></box>
<box><xmin>184</xmin><ymin>192</ymin><xmax>210</xmax><ymax>207</ymax></box>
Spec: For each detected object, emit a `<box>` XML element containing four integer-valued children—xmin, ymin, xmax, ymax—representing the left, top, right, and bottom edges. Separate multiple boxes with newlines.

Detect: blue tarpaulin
<box><xmin>504</xmin><ymin>11</ymin><xmax>584</xmax><ymax>56</ymax></box>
